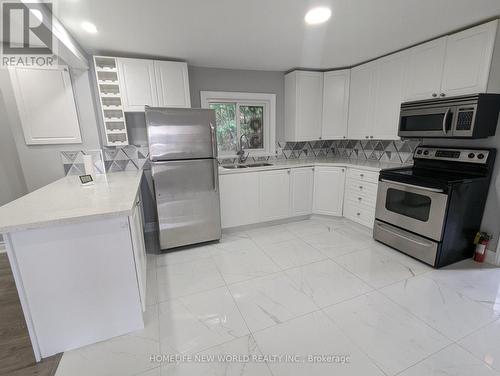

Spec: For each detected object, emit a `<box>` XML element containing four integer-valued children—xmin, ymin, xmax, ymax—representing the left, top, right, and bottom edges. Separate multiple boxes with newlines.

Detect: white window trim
<box><xmin>200</xmin><ymin>91</ymin><xmax>276</xmax><ymax>158</ymax></box>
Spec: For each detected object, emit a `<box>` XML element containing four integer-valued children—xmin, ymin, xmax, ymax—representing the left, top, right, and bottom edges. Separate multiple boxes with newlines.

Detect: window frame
<box><xmin>200</xmin><ymin>91</ymin><xmax>276</xmax><ymax>158</ymax></box>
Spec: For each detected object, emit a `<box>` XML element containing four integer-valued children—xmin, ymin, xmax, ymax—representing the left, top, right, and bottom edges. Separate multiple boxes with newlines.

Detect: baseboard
<box><xmin>485</xmin><ymin>248</ymin><xmax>500</xmax><ymax>266</ymax></box>
<box><xmin>221</xmin><ymin>215</ymin><xmax>311</xmax><ymax>233</ymax></box>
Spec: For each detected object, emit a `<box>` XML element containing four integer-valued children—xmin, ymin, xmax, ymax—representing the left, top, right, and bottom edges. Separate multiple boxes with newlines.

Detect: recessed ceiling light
<box><xmin>305</xmin><ymin>7</ymin><xmax>332</xmax><ymax>25</ymax></box>
<box><xmin>81</xmin><ymin>21</ymin><xmax>98</xmax><ymax>34</ymax></box>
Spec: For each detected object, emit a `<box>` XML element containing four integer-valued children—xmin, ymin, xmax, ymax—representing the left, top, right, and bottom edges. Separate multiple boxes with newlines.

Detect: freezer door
<box><xmin>152</xmin><ymin>159</ymin><xmax>221</xmax><ymax>249</ymax></box>
<box><xmin>145</xmin><ymin>107</ymin><xmax>217</xmax><ymax>161</ymax></box>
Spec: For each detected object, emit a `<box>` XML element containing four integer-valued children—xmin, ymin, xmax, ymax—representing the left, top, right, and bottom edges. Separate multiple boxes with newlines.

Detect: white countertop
<box><xmin>218</xmin><ymin>158</ymin><xmax>408</xmax><ymax>175</ymax></box>
<box><xmin>0</xmin><ymin>171</ymin><xmax>143</xmax><ymax>233</ymax></box>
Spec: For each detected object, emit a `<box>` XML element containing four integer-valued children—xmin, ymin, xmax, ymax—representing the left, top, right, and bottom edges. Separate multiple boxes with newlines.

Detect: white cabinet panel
<box><xmin>260</xmin><ymin>169</ymin><xmax>291</xmax><ymax>221</ymax></box>
<box><xmin>347</xmin><ymin>63</ymin><xmax>375</xmax><ymax>139</ymax></box>
<box><xmin>220</xmin><ymin>172</ymin><xmax>260</xmax><ymax>228</ymax></box>
<box><xmin>118</xmin><ymin>57</ymin><xmax>158</xmax><ymax>111</ymax></box>
<box><xmin>129</xmin><ymin>197</ymin><xmax>147</xmax><ymax>312</ymax></box>
<box><xmin>154</xmin><ymin>61</ymin><xmax>191</xmax><ymax>108</ymax></box>
<box><xmin>313</xmin><ymin>166</ymin><xmax>345</xmax><ymax>216</ymax></box>
<box><xmin>285</xmin><ymin>71</ymin><xmax>323</xmax><ymax>141</ymax></box>
<box><xmin>9</xmin><ymin>66</ymin><xmax>82</xmax><ymax>145</ymax></box>
<box><xmin>322</xmin><ymin>70</ymin><xmax>350</xmax><ymax>139</ymax></box>
<box><xmin>441</xmin><ymin>21</ymin><xmax>497</xmax><ymax>97</ymax></box>
<box><xmin>290</xmin><ymin>167</ymin><xmax>314</xmax><ymax>216</ymax></box>
<box><xmin>405</xmin><ymin>37</ymin><xmax>447</xmax><ymax>101</ymax></box>
<box><xmin>372</xmin><ymin>51</ymin><xmax>408</xmax><ymax>139</ymax></box>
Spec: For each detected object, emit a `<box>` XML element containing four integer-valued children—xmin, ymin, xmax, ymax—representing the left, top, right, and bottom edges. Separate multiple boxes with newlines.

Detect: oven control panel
<box><xmin>414</xmin><ymin>147</ymin><xmax>489</xmax><ymax>164</ymax></box>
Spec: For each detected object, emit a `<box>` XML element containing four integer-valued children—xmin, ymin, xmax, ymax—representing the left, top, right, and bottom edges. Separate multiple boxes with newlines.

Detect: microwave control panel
<box><xmin>455</xmin><ymin>108</ymin><xmax>475</xmax><ymax>131</ymax></box>
<box><xmin>414</xmin><ymin>147</ymin><xmax>489</xmax><ymax>164</ymax></box>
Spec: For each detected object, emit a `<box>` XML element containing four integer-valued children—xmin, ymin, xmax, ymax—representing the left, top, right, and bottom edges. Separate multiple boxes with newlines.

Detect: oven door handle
<box><xmin>376</xmin><ymin>222</ymin><xmax>435</xmax><ymax>247</ymax></box>
<box><xmin>380</xmin><ymin>179</ymin><xmax>445</xmax><ymax>193</ymax></box>
<box><xmin>442</xmin><ymin>107</ymin><xmax>451</xmax><ymax>135</ymax></box>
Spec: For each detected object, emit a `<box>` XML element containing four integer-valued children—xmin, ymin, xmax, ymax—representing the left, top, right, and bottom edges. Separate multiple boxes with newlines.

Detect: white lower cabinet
<box><xmin>313</xmin><ymin>166</ymin><xmax>346</xmax><ymax>216</ymax></box>
<box><xmin>260</xmin><ymin>169</ymin><xmax>291</xmax><ymax>221</ymax></box>
<box><xmin>220</xmin><ymin>166</ymin><xmax>378</xmax><ymax>229</ymax></box>
<box><xmin>291</xmin><ymin>167</ymin><xmax>314</xmax><ymax>216</ymax></box>
<box><xmin>129</xmin><ymin>195</ymin><xmax>147</xmax><ymax>312</ymax></box>
<box><xmin>219</xmin><ymin>172</ymin><xmax>260</xmax><ymax>228</ymax></box>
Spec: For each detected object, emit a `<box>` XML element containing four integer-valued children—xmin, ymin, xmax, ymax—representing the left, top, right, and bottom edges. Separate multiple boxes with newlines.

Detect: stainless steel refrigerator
<box><xmin>145</xmin><ymin>107</ymin><xmax>221</xmax><ymax>250</ymax></box>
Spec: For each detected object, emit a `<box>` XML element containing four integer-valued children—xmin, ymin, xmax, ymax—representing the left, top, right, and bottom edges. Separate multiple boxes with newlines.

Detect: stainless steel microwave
<box><xmin>398</xmin><ymin>93</ymin><xmax>500</xmax><ymax>139</ymax></box>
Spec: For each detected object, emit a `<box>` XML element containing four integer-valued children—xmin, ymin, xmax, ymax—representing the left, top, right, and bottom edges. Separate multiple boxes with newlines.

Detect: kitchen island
<box><xmin>0</xmin><ymin>171</ymin><xmax>147</xmax><ymax>361</ymax></box>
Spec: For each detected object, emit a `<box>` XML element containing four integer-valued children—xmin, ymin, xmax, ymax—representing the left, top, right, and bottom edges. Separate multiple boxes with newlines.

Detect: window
<box><xmin>201</xmin><ymin>91</ymin><xmax>276</xmax><ymax>157</ymax></box>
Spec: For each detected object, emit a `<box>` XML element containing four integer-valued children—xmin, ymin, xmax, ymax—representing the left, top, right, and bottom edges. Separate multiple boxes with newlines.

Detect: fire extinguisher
<box><xmin>473</xmin><ymin>232</ymin><xmax>491</xmax><ymax>263</ymax></box>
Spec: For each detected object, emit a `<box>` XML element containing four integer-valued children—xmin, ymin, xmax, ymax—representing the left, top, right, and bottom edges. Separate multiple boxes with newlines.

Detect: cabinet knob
<box><xmin>343</xmin><ymin>136</ymin><xmax>346</xmax><ymax>139</ymax></box>
<box><xmin>365</xmin><ymin>136</ymin><xmax>369</xmax><ymax>139</ymax></box>
<box><xmin>319</xmin><ymin>136</ymin><xmax>322</xmax><ymax>140</ymax></box>
<box><xmin>341</xmin><ymin>168</ymin><xmax>345</xmax><ymax>172</ymax></box>
<box><xmin>432</xmin><ymin>93</ymin><xmax>438</xmax><ymax>97</ymax></box>
<box><xmin>440</xmin><ymin>93</ymin><xmax>446</xmax><ymax>97</ymax></box>
<box><xmin>360</xmin><ymin>174</ymin><xmax>364</xmax><ymax>177</ymax></box>
<box><xmin>370</xmin><ymin>136</ymin><xmax>374</xmax><ymax>139</ymax></box>
<box><xmin>359</xmin><ymin>186</ymin><xmax>363</xmax><ymax>189</ymax></box>
<box><xmin>358</xmin><ymin>197</ymin><xmax>362</xmax><ymax>201</ymax></box>
<box><xmin>356</xmin><ymin>212</ymin><xmax>361</xmax><ymax>216</ymax></box>
<box><xmin>287</xmin><ymin>170</ymin><xmax>291</xmax><ymax>174</ymax></box>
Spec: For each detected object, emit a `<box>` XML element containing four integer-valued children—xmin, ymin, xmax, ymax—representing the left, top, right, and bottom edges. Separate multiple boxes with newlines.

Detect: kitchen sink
<box><xmin>246</xmin><ymin>163</ymin><xmax>273</xmax><ymax>167</ymax></box>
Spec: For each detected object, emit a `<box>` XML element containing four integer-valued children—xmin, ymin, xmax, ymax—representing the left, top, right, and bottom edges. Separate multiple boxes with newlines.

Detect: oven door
<box><xmin>375</xmin><ymin>179</ymin><xmax>449</xmax><ymax>241</ymax></box>
<box><xmin>399</xmin><ymin>106</ymin><xmax>455</xmax><ymax>138</ymax></box>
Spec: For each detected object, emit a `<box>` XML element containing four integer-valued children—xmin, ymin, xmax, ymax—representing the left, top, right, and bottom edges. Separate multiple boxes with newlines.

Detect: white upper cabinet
<box><xmin>322</xmin><ymin>70</ymin><xmax>350</xmax><ymax>139</ymax></box>
<box><xmin>313</xmin><ymin>166</ymin><xmax>345</xmax><ymax>216</ymax></box>
<box><xmin>285</xmin><ymin>71</ymin><xmax>323</xmax><ymax>141</ymax></box>
<box><xmin>405</xmin><ymin>37</ymin><xmax>447</xmax><ymax>101</ymax></box>
<box><xmin>154</xmin><ymin>61</ymin><xmax>191</xmax><ymax>108</ymax></box>
<box><xmin>117</xmin><ymin>58</ymin><xmax>158</xmax><ymax>111</ymax></box>
<box><xmin>347</xmin><ymin>62</ymin><xmax>376</xmax><ymax>140</ymax></box>
<box><xmin>405</xmin><ymin>20</ymin><xmax>498</xmax><ymax>101</ymax></box>
<box><xmin>290</xmin><ymin>167</ymin><xmax>314</xmax><ymax>216</ymax></box>
<box><xmin>441</xmin><ymin>21</ymin><xmax>497</xmax><ymax>97</ymax></box>
<box><xmin>117</xmin><ymin>58</ymin><xmax>191</xmax><ymax>111</ymax></box>
<box><xmin>371</xmin><ymin>51</ymin><xmax>409</xmax><ymax>139</ymax></box>
<box><xmin>9</xmin><ymin>66</ymin><xmax>82</xmax><ymax>145</ymax></box>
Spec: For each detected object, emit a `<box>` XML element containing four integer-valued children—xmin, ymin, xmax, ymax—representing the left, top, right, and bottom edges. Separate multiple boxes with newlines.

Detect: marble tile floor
<box><xmin>55</xmin><ymin>218</ymin><xmax>500</xmax><ymax>376</ymax></box>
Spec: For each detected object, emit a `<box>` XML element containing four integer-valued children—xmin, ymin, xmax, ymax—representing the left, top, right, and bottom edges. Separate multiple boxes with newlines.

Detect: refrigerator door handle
<box><xmin>213</xmin><ymin>159</ymin><xmax>219</xmax><ymax>193</ymax></box>
<box><xmin>210</xmin><ymin>122</ymin><xmax>217</xmax><ymax>158</ymax></box>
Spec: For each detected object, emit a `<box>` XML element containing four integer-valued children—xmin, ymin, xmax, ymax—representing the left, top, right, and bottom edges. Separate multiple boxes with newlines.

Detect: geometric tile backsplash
<box><xmin>61</xmin><ymin>139</ymin><xmax>420</xmax><ymax>175</ymax></box>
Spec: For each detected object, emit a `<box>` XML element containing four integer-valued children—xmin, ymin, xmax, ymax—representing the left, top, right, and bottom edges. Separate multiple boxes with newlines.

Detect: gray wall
<box><xmin>0</xmin><ymin>67</ymin><xmax>102</xmax><ymax>192</ymax></box>
<box><xmin>188</xmin><ymin>66</ymin><xmax>285</xmax><ymax>141</ymax></box>
<box><xmin>0</xmin><ymin>91</ymin><xmax>27</xmax><ymax>205</ymax></box>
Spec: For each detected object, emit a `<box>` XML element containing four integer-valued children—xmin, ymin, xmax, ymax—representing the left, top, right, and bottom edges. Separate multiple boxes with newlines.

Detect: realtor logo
<box><xmin>1</xmin><ymin>1</ymin><xmax>56</xmax><ymax>67</ymax></box>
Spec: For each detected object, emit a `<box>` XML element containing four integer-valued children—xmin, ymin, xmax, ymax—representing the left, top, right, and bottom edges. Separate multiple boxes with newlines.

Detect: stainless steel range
<box><xmin>374</xmin><ymin>146</ymin><xmax>496</xmax><ymax>268</ymax></box>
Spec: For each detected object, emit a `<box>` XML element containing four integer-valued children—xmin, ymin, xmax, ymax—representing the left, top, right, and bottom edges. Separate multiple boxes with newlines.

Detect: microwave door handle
<box><xmin>442</xmin><ymin>107</ymin><xmax>451</xmax><ymax>135</ymax></box>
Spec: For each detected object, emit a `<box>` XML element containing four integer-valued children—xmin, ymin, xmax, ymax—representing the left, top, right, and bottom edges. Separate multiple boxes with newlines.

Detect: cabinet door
<box><xmin>154</xmin><ymin>61</ymin><xmax>191</xmax><ymax>108</ymax></box>
<box><xmin>347</xmin><ymin>63</ymin><xmax>375</xmax><ymax>140</ymax></box>
<box><xmin>9</xmin><ymin>66</ymin><xmax>82</xmax><ymax>145</ymax></box>
<box><xmin>129</xmin><ymin>197</ymin><xmax>147</xmax><ymax>312</ymax></box>
<box><xmin>322</xmin><ymin>70</ymin><xmax>350</xmax><ymax>139</ymax></box>
<box><xmin>313</xmin><ymin>166</ymin><xmax>346</xmax><ymax>216</ymax></box>
<box><xmin>291</xmin><ymin>167</ymin><xmax>314</xmax><ymax>216</ymax></box>
<box><xmin>295</xmin><ymin>71</ymin><xmax>323</xmax><ymax>141</ymax></box>
<box><xmin>441</xmin><ymin>21</ymin><xmax>497</xmax><ymax>97</ymax></box>
<box><xmin>404</xmin><ymin>37</ymin><xmax>446</xmax><ymax>101</ymax></box>
<box><xmin>219</xmin><ymin>172</ymin><xmax>260</xmax><ymax>228</ymax></box>
<box><xmin>117</xmin><ymin>58</ymin><xmax>158</xmax><ymax>111</ymax></box>
<box><xmin>260</xmin><ymin>169</ymin><xmax>291</xmax><ymax>221</ymax></box>
<box><xmin>372</xmin><ymin>51</ymin><xmax>408</xmax><ymax>140</ymax></box>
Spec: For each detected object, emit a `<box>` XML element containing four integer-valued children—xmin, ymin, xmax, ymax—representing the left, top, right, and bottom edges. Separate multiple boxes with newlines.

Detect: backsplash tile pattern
<box><xmin>60</xmin><ymin>150</ymin><xmax>105</xmax><ymax>176</ymax></box>
<box><xmin>61</xmin><ymin>139</ymin><xmax>419</xmax><ymax>174</ymax></box>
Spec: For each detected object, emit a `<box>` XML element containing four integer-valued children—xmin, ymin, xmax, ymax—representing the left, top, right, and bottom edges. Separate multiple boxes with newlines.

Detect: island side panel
<box><xmin>8</xmin><ymin>216</ymin><xmax>144</xmax><ymax>359</ymax></box>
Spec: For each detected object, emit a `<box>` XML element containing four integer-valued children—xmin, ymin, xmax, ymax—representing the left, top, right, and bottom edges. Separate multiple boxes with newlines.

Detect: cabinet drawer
<box><xmin>346</xmin><ymin>178</ymin><xmax>378</xmax><ymax>198</ymax></box>
<box><xmin>344</xmin><ymin>200</ymin><xmax>376</xmax><ymax>228</ymax></box>
<box><xmin>345</xmin><ymin>189</ymin><xmax>376</xmax><ymax>208</ymax></box>
<box><xmin>347</xmin><ymin>168</ymin><xmax>379</xmax><ymax>184</ymax></box>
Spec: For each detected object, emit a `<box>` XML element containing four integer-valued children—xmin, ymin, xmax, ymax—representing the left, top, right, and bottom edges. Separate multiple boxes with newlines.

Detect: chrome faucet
<box><xmin>236</xmin><ymin>134</ymin><xmax>249</xmax><ymax>164</ymax></box>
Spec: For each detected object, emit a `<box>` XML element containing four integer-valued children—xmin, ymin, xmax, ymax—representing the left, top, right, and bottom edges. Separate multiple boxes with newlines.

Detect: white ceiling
<box><xmin>55</xmin><ymin>0</ymin><xmax>500</xmax><ymax>71</ymax></box>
